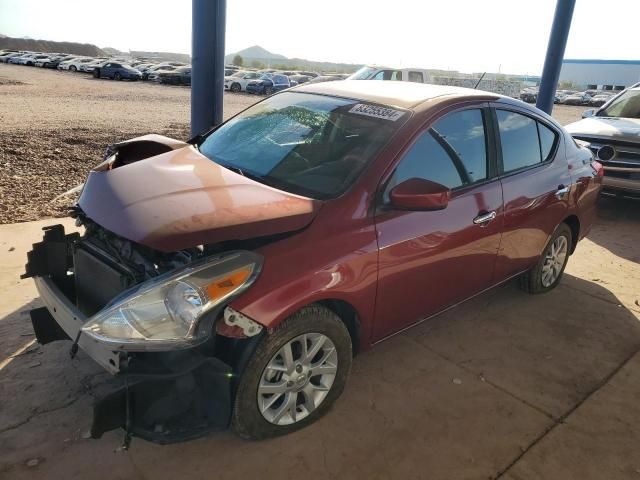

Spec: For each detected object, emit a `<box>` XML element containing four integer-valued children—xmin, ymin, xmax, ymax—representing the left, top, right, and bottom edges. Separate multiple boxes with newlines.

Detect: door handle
<box><xmin>473</xmin><ymin>211</ymin><xmax>497</xmax><ymax>225</ymax></box>
<box><xmin>555</xmin><ymin>185</ymin><xmax>570</xmax><ymax>199</ymax></box>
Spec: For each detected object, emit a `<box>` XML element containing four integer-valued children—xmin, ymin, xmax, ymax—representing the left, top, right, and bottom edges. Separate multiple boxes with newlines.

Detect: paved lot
<box><xmin>1</xmin><ymin>64</ymin><xmax>639</xmax><ymax>479</ymax></box>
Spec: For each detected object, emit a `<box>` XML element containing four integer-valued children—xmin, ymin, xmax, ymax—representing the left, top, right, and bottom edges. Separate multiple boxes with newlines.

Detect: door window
<box><xmin>372</xmin><ymin>70</ymin><xmax>403</xmax><ymax>81</ymax></box>
<box><xmin>384</xmin><ymin>109</ymin><xmax>488</xmax><ymax>201</ymax></box>
<box><xmin>496</xmin><ymin>110</ymin><xmax>559</xmax><ymax>172</ymax></box>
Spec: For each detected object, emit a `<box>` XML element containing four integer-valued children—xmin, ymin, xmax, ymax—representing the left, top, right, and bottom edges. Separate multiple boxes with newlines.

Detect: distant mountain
<box><xmin>226</xmin><ymin>45</ymin><xmax>361</xmax><ymax>73</ymax></box>
<box><xmin>0</xmin><ymin>35</ymin><xmax>104</xmax><ymax>56</ymax></box>
<box><xmin>129</xmin><ymin>50</ymin><xmax>191</xmax><ymax>64</ymax></box>
<box><xmin>102</xmin><ymin>47</ymin><xmax>123</xmax><ymax>56</ymax></box>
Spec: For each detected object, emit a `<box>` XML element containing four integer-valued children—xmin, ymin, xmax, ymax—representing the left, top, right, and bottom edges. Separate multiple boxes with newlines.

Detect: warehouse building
<box><xmin>559</xmin><ymin>59</ymin><xmax>640</xmax><ymax>90</ymax></box>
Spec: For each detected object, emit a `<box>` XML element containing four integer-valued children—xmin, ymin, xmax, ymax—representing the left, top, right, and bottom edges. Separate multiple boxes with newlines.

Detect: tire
<box><xmin>264</xmin><ymin>86</ymin><xmax>274</xmax><ymax>95</ymax></box>
<box><xmin>93</xmin><ymin>69</ymin><xmax>100</xmax><ymax>78</ymax></box>
<box><xmin>232</xmin><ymin>305</ymin><xmax>352</xmax><ymax>440</ymax></box>
<box><xmin>230</xmin><ymin>82</ymin><xmax>241</xmax><ymax>93</ymax></box>
<box><xmin>69</xmin><ymin>65</ymin><xmax>77</xmax><ymax>72</ymax></box>
<box><xmin>114</xmin><ymin>72</ymin><xmax>121</xmax><ymax>81</ymax></box>
<box><xmin>520</xmin><ymin>223</ymin><xmax>572</xmax><ymax>294</ymax></box>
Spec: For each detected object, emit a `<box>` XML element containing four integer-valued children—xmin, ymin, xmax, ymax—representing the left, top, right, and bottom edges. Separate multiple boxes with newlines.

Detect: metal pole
<box><xmin>536</xmin><ymin>0</ymin><xmax>576</xmax><ymax>114</ymax></box>
<box><xmin>191</xmin><ymin>0</ymin><xmax>226</xmax><ymax>137</ymax></box>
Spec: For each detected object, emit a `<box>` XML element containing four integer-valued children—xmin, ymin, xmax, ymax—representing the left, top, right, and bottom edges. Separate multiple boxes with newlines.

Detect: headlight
<box><xmin>81</xmin><ymin>251</ymin><xmax>262</xmax><ymax>351</ymax></box>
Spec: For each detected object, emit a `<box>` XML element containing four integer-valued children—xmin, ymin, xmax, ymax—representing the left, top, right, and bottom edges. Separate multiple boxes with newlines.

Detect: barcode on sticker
<box><xmin>349</xmin><ymin>104</ymin><xmax>405</xmax><ymax>121</ymax></box>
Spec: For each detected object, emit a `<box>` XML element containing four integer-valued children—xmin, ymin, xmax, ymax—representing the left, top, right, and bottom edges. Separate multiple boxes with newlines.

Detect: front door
<box><xmin>374</xmin><ymin>106</ymin><xmax>503</xmax><ymax>341</ymax></box>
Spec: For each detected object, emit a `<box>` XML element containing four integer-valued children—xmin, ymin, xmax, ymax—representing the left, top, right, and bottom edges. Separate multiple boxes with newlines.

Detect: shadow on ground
<box><xmin>1</xmin><ymin>272</ymin><xmax>639</xmax><ymax>480</ymax></box>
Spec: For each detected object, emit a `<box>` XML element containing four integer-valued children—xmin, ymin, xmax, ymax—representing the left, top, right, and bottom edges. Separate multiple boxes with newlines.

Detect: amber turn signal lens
<box><xmin>205</xmin><ymin>266</ymin><xmax>253</xmax><ymax>301</ymax></box>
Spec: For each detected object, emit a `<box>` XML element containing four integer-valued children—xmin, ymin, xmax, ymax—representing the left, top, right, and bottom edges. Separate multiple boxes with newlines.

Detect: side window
<box><xmin>373</xmin><ymin>70</ymin><xmax>402</xmax><ymax>81</ymax></box>
<box><xmin>383</xmin><ymin>108</ymin><xmax>489</xmax><ymax>202</ymax></box>
<box><xmin>408</xmin><ymin>71</ymin><xmax>424</xmax><ymax>83</ymax></box>
<box><xmin>105</xmin><ymin>63</ymin><xmax>112</xmax><ymax>68</ymax></box>
<box><xmin>538</xmin><ymin>122</ymin><xmax>558</xmax><ymax>161</ymax></box>
<box><xmin>431</xmin><ymin>109</ymin><xmax>487</xmax><ymax>183</ymax></box>
<box><xmin>496</xmin><ymin>110</ymin><xmax>541</xmax><ymax>172</ymax></box>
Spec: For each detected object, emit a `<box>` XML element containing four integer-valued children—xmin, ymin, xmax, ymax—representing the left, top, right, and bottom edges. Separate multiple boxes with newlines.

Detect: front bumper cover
<box><xmin>24</xmin><ymin>225</ymin><xmax>238</xmax><ymax>444</ymax></box>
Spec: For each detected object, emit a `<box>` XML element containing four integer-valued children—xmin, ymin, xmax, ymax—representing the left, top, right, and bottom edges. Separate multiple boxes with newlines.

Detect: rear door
<box><xmin>491</xmin><ymin>105</ymin><xmax>571</xmax><ymax>281</ymax></box>
<box><xmin>373</xmin><ymin>105</ymin><xmax>504</xmax><ymax>340</ymax></box>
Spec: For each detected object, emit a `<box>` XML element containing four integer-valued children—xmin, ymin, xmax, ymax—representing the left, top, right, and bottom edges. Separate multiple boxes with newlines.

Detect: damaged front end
<box><xmin>22</xmin><ymin>220</ymin><xmax>265</xmax><ymax>445</ymax></box>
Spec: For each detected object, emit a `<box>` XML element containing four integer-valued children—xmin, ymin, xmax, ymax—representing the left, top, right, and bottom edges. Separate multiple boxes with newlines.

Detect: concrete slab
<box><xmin>504</xmin><ymin>351</ymin><xmax>640</xmax><ymax>480</ymax></box>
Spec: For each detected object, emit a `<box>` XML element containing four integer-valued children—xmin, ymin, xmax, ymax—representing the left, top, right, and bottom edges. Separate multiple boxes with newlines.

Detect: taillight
<box><xmin>592</xmin><ymin>160</ymin><xmax>605</xmax><ymax>177</ymax></box>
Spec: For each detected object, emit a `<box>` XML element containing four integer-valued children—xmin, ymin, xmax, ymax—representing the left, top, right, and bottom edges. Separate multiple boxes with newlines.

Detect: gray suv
<box><xmin>565</xmin><ymin>84</ymin><xmax>640</xmax><ymax>196</ymax></box>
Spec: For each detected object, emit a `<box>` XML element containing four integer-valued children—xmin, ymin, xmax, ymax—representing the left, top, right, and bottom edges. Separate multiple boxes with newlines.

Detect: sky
<box><xmin>0</xmin><ymin>0</ymin><xmax>638</xmax><ymax>75</ymax></box>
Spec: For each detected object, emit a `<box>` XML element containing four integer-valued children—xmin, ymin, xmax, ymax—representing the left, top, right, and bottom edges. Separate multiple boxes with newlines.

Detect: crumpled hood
<box><xmin>565</xmin><ymin>117</ymin><xmax>640</xmax><ymax>143</ymax></box>
<box><xmin>78</xmin><ymin>145</ymin><xmax>321</xmax><ymax>252</ymax></box>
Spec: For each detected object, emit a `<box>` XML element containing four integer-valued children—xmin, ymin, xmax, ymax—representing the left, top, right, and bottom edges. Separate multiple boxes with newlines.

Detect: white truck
<box><xmin>347</xmin><ymin>65</ymin><xmax>431</xmax><ymax>84</ymax></box>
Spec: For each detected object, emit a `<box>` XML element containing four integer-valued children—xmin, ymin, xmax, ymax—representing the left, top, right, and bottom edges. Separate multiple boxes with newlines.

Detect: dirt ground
<box><xmin>0</xmin><ymin>64</ymin><xmax>587</xmax><ymax>224</ymax></box>
<box><xmin>1</xmin><ymin>65</ymin><xmax>639</xmax><ymax>480</ymax></box>
<box><xmin>0</xmin><ymin>64</ymin><xmax>257</xmax><ymax>224</ymax></box>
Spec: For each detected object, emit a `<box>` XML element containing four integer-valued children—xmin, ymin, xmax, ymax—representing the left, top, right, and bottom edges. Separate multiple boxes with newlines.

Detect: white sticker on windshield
<box><xmin>349</xmin><ymin>103</ymin><xmax>405</xmax><ymax>121</ymax></box>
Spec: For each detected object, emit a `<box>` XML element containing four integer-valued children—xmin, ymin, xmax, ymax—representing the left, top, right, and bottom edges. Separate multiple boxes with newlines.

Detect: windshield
<box><xmin>349</xmin><ymin>66</ymin><xmax>378</xmax><ymax>80</ymax></box>
<box><xmin>198</xmin><ymin>92</ymin><xmax>408</xmax><ymax>199</ymax></box>
<box><xmin>598</xmin><ymin>89</ymin><xmax>640</xmax><ymax>118</ymax></box>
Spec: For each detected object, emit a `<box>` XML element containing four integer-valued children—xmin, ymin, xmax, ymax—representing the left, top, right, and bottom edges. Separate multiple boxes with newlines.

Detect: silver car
<box><xmin>565</xmin><ymin>85</ymin><xmax>640</xmax><ymax>196</ymax></box>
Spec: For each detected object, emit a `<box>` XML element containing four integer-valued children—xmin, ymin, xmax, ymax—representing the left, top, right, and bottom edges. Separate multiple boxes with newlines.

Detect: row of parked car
<box><xmin>224</xmin><ymin>67</ymin><xmax>349</xmax><ymax>95</ymax></box>
<box><xmin>0</xmin><ymin>49</ymin><xmax>193</xmax><ymax>85</ymax></box>
<box><xmin>520</xmin><ymin>87</ymin><xmax>618</xmax><ymax>107</ymax></box>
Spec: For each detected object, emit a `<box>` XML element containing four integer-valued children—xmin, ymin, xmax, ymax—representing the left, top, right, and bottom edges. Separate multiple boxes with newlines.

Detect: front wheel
<box><xmin>232</xmin><ymin>305</ymin><xmax>352</xmax><ymax>440</ymax></box>
<box><xmin>520</xmin><ymin>223</ymin><xmax>572</xmax><ymax>294</ymax></box>
<box><xmin>114</xmin><ymin>72</ymin><xmax>121</xmax><ymax>81</ymax></box>
<box><xmin>230</xmin><ymin>82</ymin><xmax>241</xmax><ymax>93</ymax></box>
<box><xmin>264</xmin><ymin>86</ymin><xmax>273</xmax><ymax>95</ymax></box>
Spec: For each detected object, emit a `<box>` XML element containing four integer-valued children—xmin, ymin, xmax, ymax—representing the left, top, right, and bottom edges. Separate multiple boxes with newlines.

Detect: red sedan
<box><xmin>24</xmin><ymin>81</ymin><xmax>602</xmax><ymax>443</ymax></box>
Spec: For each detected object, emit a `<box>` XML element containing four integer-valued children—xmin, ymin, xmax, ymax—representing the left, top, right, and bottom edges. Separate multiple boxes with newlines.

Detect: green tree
<box><xmin>232</xmin><ymin>54</ymin><xmax>243</xmax><ymax>66</ymax></box>
<box><xmin>250</xmin><ymin>60</ymin><xmax>265</xmax><ymax>69</ymax></box>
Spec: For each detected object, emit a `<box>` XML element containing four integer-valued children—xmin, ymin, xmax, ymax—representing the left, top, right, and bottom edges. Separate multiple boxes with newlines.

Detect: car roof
<box><xmin>293</xmin><ymin>80</ymin><xmax>499</xmax><ymax>109</ymax></box>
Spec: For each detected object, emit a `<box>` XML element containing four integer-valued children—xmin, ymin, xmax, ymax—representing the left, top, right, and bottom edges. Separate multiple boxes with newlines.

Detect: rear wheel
<box><xmin>232</xmin><ymin>305</ymin><xmax>352</xmax><ymax>440</ymax></box>
<box><xmin>114</xmin><ymin>72</ymin><xmax>121</xmax><ymax>81</ymax></box>
<box><xmin>520</xmin><ymin>223</ymin><xmax>572</xmax><ymax>294</ymax></box>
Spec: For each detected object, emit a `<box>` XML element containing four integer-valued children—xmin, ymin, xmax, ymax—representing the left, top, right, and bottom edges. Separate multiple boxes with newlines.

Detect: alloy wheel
<box><xmin>257</xmin><ymin>333</ymin><xmax>338</xmax><ymax>426</ymax></box>
<box><xmin>541</xmin><ymin>235</ymin><xmax>568</xmax><ymax>287</ymax></box>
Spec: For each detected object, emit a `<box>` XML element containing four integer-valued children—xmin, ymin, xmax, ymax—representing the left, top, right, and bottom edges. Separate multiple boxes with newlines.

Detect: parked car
<box><xmin>143</xmin><ymin>64</ymin><xmax>177</xmax><ymax>80</ymax></box>
<box><xmin>246</xmin><ymin>73</ymin><xmax>291</xmax><ymax>94</ymax></box>
<box><xmin>288</xmin><ymin>74</ymin><xmax>311</xmax><ymax>85</ymax></box>
<box><xmin>0</xmin><ymin>52</ymin><xmax>26</xmax><ymax>63</ymax></box>
<box><xmin>348</xmin><ymin>65</ymin><xmax>431</xmax><ymax>83</ymax></box>
<box><xmin>224</xmin><ymin>70</ymin><xmax>262</xmax><ymax>92</ymax></box>
<box><xmin>157</xmin><ymin>66</ymin><xmax>191</xmax><ymax>85</ymax></box>
<box><xmin>23</xmin><ymin>81</ymin><xmax>602</xmax><ymax>444</ymax></box>
<box><xmin>9</xmin><ymin>53</ymin><xmax>41</xmax><ymax>65</ymax></box>
<box><xmin>307</xmin><ymin>75</ymin><xmax>344</xmax><ymax>84</ymax></box>
<box><xmin>93</xmin><ymin>62</ymin><xmax>143</xmax><ymax>81</ymax></box>
<box><xmin>565</xmin><ymin>85</ymin><xmax>640</xmax><ymax>196</ymax></box>
<box><xmin>520</xmin><ymin>90</ymin><xmax>537</xmax><ymax>103</ymax></box>
<box><xmin>560</xmin><ymin>92</ymin><xmax>592</xmax><ymax>105</ymax></box>
<box><xmin>588</xmin><ymin>94</ymin><xmax>613</xmax><ymax>107</ymax></box>
<box><xmin>80</xmin><ymin>58</ymin><xmax>109</xmax><ymax>73</ymax></box>
<box><xmin>58</xmin><ymin>57</ymin><xmax>94</xmax><ymax>72</ymax></box>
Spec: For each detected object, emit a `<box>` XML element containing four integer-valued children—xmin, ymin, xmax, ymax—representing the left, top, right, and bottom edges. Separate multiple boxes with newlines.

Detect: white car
<box><xmin>9</xmin><ymin>53</ymin><xmax>40</xmax><ymax>65</ymax></box>
<box><xmin>224</xmin><ymin>71</ymin><xmax>262</xmax><ymax>92</ymax></box>
<box><xmin>347</xmin><ymin>65</ymin><xmax>431</xmax><ymax>84</ymax></box>
<box><xmin>58</xmin><ymin>57</ymin><xmax>94</xmax><ymax>72</ymax></box>
<box><xmin>80</xmin><ymin>59</ymin><xmax>108</xmax><ymax>73</ymax></box>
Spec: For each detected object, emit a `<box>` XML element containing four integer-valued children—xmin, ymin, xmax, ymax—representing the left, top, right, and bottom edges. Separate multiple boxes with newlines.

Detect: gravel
<box><xmin>0</xmin><ymin>64</ymin><xmax>587</xmax><ymax>224</ymax></box>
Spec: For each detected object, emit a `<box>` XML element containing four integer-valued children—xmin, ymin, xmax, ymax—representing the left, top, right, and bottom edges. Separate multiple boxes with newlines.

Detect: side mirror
<box><xmin>582</xmin><ymin>109</ymin><xmax>596</xmax><ymax>118</ymax></box>
<box><xmin>389</xmin><ymin>178</ymin><xmax>451</xmax><ymax>211</ymax></box>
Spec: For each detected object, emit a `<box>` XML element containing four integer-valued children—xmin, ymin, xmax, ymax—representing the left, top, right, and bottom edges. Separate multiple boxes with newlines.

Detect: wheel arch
<box><xmin>314</xmin><ymin>299</ymin><xmax>361</xmax><ymax>355</ymax></box>
<box><xmin>562</xmin><ymin>214</ymin><xmax>580</xmax><ymax>254</ymax></box>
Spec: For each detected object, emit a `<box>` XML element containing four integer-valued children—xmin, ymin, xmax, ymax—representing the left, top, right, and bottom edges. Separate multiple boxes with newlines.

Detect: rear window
<box><xmin>198</xmin><ymin>92</ymin><xmax>408</xmax><ymax>199</ymax></box>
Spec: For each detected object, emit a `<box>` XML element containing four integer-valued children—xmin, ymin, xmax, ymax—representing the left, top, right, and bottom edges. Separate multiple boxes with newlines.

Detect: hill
<box><xmin>0</xmin><ymin>34</ymin><xmax>104</xmax><ymax>56</ymax></box>
<box><xmin>225</xmin><ymin>45</ymin><xmax>361</xmax><ymax>73</ymax></box>
<box><xmin>128</xmin><ymin>50</ymin><xmax>191</xmax><ymax>63</ymax></box>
